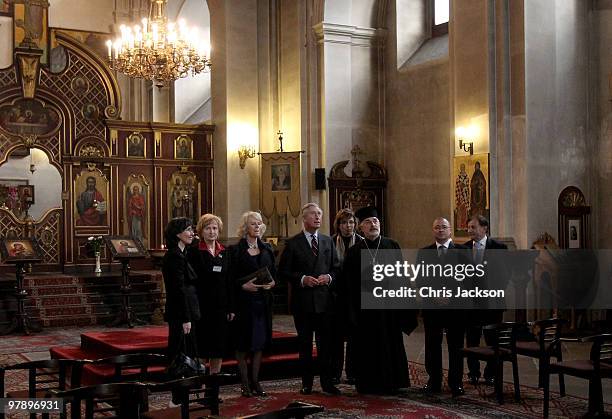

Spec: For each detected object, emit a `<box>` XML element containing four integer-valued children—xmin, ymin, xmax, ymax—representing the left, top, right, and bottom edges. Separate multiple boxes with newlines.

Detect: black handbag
<box><xmin>166</xmin><ymin>333</ymin><xmax>207</xmax><ymax>378</ymax></box>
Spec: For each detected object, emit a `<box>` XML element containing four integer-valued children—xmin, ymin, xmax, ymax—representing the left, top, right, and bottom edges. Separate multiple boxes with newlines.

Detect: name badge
<box><xmin>213</xmin><ymin>265</ymin><xmax>222</xmax><ymax>272</ymax></box>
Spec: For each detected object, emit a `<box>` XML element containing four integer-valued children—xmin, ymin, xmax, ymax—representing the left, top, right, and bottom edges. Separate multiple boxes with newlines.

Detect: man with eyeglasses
<box><xmin>417</xmin><ymin>217</ymin><xmax>468</xmax><ymax>397</ymax></box>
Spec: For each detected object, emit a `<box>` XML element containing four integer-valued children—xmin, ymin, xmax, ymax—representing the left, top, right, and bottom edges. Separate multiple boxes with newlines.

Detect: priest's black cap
<box><xmin>355</xmin><ymin>206</ymin><xmax>379</xmax><ymax>221</ymax></box>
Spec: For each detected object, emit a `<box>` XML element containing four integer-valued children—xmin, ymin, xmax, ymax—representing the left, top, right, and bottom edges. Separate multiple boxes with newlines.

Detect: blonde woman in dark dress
<box><xmin>228</xmin><ymin>211</ymin><xmax>275</xmax><ymax>397</ymax></box>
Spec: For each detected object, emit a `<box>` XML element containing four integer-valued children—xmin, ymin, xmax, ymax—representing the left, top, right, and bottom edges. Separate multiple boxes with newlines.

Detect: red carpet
<box><xmin>146</xmin><ymin>375</ymin><xmax>611</xmax><ymax>419</ymax></box>
<box><xmin>3</xmin><ymin>349</ymin><xmax>611</xmax><ymax>418</ymax></box>
<box><xmin>49</xmin><ymin>326</ymin><xmax>306</xmax><ymax>385</ymax></box>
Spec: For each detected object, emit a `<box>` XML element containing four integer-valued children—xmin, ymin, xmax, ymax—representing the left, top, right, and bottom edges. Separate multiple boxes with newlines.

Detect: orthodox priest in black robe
<box><xmin>344</xmin><ymin>206</ymin><xmax>417</xmax><ymax>394</ymax></box>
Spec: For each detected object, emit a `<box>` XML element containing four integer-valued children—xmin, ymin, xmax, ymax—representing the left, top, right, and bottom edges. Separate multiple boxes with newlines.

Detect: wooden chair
<box><xmin>0</xmin><ymin>358</ymin><xmax>88</xmax><ymax>419</ymax></box>
<box><xmin>142</xmin><ymin>373</ymin><xmax>234</xmax><ymax>419</ymax></box>
<box><xmin>89</xmin><ymin>353</ymin><xmax>168</xmax><ymax>382</ymax></box>
<box><xmin>236</xmin><ymin>401</ymin><xmax>325</xmax><ymax>419</ymax></box>
<box><xmin>54</xmin><ymin>382</ymin><xmax>147</xmax><ymax>419</ymax></box>
<box><xmin>461</xmin><ymin>322</ymin><xmax>520</xmax><ymax>404</ymax></box>
<box><xmin>543</xmin><ymin>333</ymin><xmax>612</xmax><ymax>418</ymax></box>
<box><xmin>516</xmin><ymin>318</ymin><xmax>566</xmax><ymax>391</ymax></box>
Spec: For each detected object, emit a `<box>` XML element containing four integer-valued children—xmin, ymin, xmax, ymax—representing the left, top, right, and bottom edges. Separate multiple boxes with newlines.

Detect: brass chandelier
<box><xmin>106</xmin><ymin>0</ymin><xmax>211</xmax><ymax>87</ymax></box>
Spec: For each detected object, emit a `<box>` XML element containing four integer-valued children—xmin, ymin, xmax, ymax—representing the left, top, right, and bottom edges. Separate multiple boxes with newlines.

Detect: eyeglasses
<box><xmin>433</xmin><ymin>226</ymin><xmax>450</xmax><ymax>231</ymax></box>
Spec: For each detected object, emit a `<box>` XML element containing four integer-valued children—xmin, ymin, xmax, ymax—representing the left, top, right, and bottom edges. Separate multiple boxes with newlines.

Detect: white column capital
<box><xmin>312</xmin><ymin>22</ymin><xmax>386</xmax><ymax>47</ymax></box>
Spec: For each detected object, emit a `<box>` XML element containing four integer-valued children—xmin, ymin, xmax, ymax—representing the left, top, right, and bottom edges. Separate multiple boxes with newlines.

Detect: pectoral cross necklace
<box><xmin>364</xmin><ymin>236</ymin><xmax>381</xmax><ymax>265</ymax></box>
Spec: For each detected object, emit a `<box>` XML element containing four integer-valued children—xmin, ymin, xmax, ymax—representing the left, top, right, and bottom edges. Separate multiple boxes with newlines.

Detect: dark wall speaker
<box><xmin>314</xmin><ymin>168</ymin><xmax>326</xmax><ymax>190</ymax></box>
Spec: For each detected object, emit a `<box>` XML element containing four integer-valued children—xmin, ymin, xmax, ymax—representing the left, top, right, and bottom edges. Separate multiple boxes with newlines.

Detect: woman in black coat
<box><xmin>229</xmin><ymin>211</ymin><xmax>275</xmax><ymax>397</ymax></box>
<box><xmin>162</xmin><ymin>217</ymin><xmax>200</xmax><ymax>405</ymax></box>
<box><xmin>330</xmin><ymin>208</ymin><xmax>361</xmax><ymax>385</ymax></box>
<box><xmin>188</xmin><ymin>213</ymin><xmax>234</xmax><ymax>374</ymax></box>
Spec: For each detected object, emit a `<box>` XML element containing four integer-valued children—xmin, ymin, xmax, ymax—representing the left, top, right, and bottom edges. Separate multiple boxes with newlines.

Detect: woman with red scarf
<box><xmin>188</xmin><ymin>213</ymin><xmax>235</xmax><ymax>374</ymax></box>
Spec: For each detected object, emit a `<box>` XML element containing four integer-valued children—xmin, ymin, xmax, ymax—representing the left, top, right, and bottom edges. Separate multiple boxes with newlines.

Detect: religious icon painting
<box><xmin>12</xmin><ymin>0</ymin><xmax>49</xmax><ymax>63</ymax></box>
<box><xmin>452</xmin><ymin>153</ymin><xmax>489</xmax><ymax>236</ymax></box>
<box><xmin>167</xmin><ymin>169</ymin><xmax>199</xmax><ymax>225</ymax></box>
<box><xmin>74</xmin><ymin>168</ymin><xmax>109</xmax><ymax>228</ymax></box>
<box><xmin>0</xmin><ymin>98</ymin><xmax>61</xmax><ymax>137</ymax></box>
<box><xmin>0</xmin><ymin>0</ymin><xmax>11</xmax><ymax>14</ymax></box>
<box><xmin>70</xmin><ymin>76</ymin><xmax>89</xmax><ymax>95</ymax></box>
<box><xmin>104</xmin><ymin>235</ymin><xmax>148</xmax><ymax>259</ymax></box>
<box><xmin>260</xmin><ymin>151</ymin><xmax>302</xmax><ymax>222</ymax></box>
<box><xmin>124</xmin><ymin>174</ymin><xmax>149</xmax><ymax>248</ymax></box>
<box><xmin>0</xmin><ymin>237</ymin><xmax>42</xmax><ymax>263</ymax></box>
<box><xmin>0</xmin><ymin>178</ymin><xmax>28</xmax><ymax>217</ymax></box>
<box><xmin>126</xmin><ymin>132</ymin><xmax>146</xmax><ymax>158</ymax></box>
<box><xmin>82</xmin><ymin>103</ymin><xmax>99</xmax><ymax>120</ymax></box>
<box><xmin>567</xmin><ymin>218</ymin><xmax>581</xmax><ymax>249</ymax></box>
<box><xmin>174</xmin><ymin>134</ymin><xmax>193</xmax><ymax>160</ymax></box>
<box><xmin>271</xmin><ymin>164</ymin><xmax>291</xmax><ymax>191</ymax></box>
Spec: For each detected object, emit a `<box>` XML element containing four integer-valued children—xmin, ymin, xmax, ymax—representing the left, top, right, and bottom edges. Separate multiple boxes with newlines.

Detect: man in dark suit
<box><xmin>417</xmin><ymin>217</ymin><xmax>466</xmax><ymax>396</ymax></box>
<box><xmin>464</xmin><ymin>214</ymin><xmax>508</xmax><ymax>385</ymax></box>
<box><xmin>278</xmin><ymin>202</ymin><xmax>341</xmax><ymax>395</ymax></box>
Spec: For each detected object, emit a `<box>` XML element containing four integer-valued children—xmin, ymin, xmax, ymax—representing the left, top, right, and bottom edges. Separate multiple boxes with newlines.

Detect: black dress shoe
<box><xmin>331</xmin><ymin>377</ymin><xmax>341</xmax><ymax>385</ymax></box>
<box><xmin>299</xmin><ymin>386</ymin><xmax>312</xmax><ymax>395</ymax></box>
<box><xmin>251</xmin><ymin>382</ymin><xmax>268</xmax><ymax>397</ymax></box>
<box><xmin>422</xmin><ymin>383</ymin><xmax>442</xmax><ymax>394</ymax></box>
<box><xmin>321</xmin><ymin>385</ymin><xmax>341</xmax><ymax>395</ymax></box>
<box><xmin>345</xmin><ymin>377</ymin><xmax>356</xmax><ymax>385</ymax></box>
<box><xmin>241</xmin><ymin>385</ymin><xmax>252</xmax><ymax>397</ymax></box>
<box><xmin>451</xmin><ymin>385</ymin><xmax>465</xmax><ymax>397</ymax></box>
<box><xmin>484</xmin><ymin>377</ymin><xmax>495</xmax><ymax>386</ymax></box>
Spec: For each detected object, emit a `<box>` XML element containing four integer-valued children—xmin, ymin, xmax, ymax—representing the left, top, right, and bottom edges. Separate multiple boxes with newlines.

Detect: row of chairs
<box><xmin>55</xmin><ymin>374</ymin><xmax>232</xmax><ymax>419</ymax></box>
<box><xmin>0</xmin><ymin>353</ymin><xmax>226</xmax><ymax>419</ymax></box>
<box><xmin>460</xmin><ymin>318</ymin><xmax>612</xmax><ymax>417</ymax></box>
<box><xmin>0</xmin><ymin>353</ymin><xmax>325</xmax><ymax>419</ymax></box>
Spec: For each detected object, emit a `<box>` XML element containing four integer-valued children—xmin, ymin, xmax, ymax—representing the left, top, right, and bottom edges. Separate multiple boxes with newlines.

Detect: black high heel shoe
<box><xmin>241</xmin><ymin>385</ymin><xmax>252</xmax><ymax>397</ymax></box>
<box><xmin>250</xmin><ymin>382</ymin><xmax>267</xmax><ymax>397</ymax></box>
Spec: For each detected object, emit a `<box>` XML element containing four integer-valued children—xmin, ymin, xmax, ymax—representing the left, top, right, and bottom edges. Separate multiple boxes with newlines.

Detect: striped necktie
<box><xmin>473</xmin><ymin>241</ymin><xmax>483</xmax><ymax>263</ymax></box>
<box><xmin>311</xmin><ymin>234</ymin><xmax>319</xmax><ymax>256</ymax></box>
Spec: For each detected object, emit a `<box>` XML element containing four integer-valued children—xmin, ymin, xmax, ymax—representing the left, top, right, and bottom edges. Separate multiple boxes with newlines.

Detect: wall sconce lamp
<box><xmin>238</xmin><ymin>145</ymin><xmax>256</xmax><ymax>169</ymax></box>
<box><xmin>455</xmin><ymin>126</ymin><xmax>476</xmax><ymax>155</ymax></box>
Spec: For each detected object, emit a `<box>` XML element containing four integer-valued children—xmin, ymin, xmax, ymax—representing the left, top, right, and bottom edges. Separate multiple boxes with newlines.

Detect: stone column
<box><xmin>113</xmin><ymin>0</ymin><xmax>151</xmax><ymax>121</ymax></box>
<box><xmin>209</xmin><ymin>0</ymin><xmax>260</xmax><ymax>234</ymax></box>
<box><xmin>312</xmin><ymin>22</ymin><xmax>383</xmax><ymax>232</ymax></box>
<box><xmin>152</xmin><ymin>85</ymin><xmax>171</xmax><ymax>123</ymax></box>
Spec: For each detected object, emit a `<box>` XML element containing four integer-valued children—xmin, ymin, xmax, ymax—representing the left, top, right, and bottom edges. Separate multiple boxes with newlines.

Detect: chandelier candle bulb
<box><xmin>107</xmin><ymin>0</ymin><xmax>211</xmax><ymax>86</ymax></box>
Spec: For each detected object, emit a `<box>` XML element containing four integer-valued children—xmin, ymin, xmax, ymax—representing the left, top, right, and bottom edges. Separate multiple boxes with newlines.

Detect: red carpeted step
<box><xmin>50</xmin><ymin>345</ymin><xmax>112</xmax><ymax>360</ymax></box>
<box><xmin>50</xmin><ymin>327</ymin><xmax>307</xmax><ymax>385</ymax></box>
<box><xmin>80</xmin><ymin>326</ymin><xmax>298</xmax><ymax>355</ymax></box>
<box><xmin>81</xmin><ymin>326</ymin><xmax>169</xmax><ymax>353</ymax></box>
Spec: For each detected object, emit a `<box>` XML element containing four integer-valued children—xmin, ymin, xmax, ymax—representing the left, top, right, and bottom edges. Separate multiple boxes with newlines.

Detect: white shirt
<box><xmin>304</xmin><ymin>230</ymin><xmax>319</xmax><ymax>247</ymax></box>
<box><xmin>436</xmin><ymin>238</ymin><xmax>452</xmax><ymax>249</ymax></box>
<box><xmin>300</xmin><ymin>229</ymin><xmax>332</xmax><ymax>287</ymax></box>
<box><xmin>474</xmin><ymin>235</ymin><xmax>487</xmax><ymax>249</ymax></box>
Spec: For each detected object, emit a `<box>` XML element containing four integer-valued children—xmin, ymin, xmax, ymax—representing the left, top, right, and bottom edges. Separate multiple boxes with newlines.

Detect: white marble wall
<box><xmin>595</xmin><ymin>0</ymin><xmax>612</xmax><ymax>248</ymax></box>
<box><xmin>174</xmin><ymin>0</ymin><xmax>212</xmax><ymax>124</ymax></box>
<box><xmin>384</xmin><ymin>0</ymin><xmax>451</xmax><ymax>248</ymax></box>
<box><xmin>524</xmin><ymin>0</ymin><xmax>592</xmax><ymax>245</ymax></box>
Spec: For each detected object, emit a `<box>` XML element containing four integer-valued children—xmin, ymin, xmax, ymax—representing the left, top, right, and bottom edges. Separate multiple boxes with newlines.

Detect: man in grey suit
<box><xmin>279</xmin><ymin>202</ymin><xmax>341</xmax><ymax>395</ymax></box>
